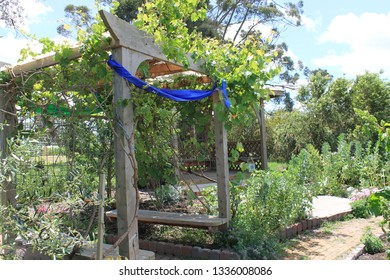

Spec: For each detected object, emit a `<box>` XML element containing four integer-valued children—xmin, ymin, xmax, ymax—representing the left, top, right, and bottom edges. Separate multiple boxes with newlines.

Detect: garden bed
<box><xmin>356</xmin><ymin>234</ymin><xmax>389</xmax><ymax>260</ymax></box>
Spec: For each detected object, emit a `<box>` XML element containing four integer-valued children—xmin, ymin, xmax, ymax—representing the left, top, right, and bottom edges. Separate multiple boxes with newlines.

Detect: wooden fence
<box><xmin>180</xmin><ymin>140</ymin><xmax>263</xmax><ymax>171</ymax></box>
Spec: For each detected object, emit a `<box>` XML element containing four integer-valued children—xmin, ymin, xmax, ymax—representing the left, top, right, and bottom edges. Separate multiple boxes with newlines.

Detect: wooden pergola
<box><xmin>0</xmin><ymin>11</ymin><xmax>230</xmax><ymax>260</ymax></box>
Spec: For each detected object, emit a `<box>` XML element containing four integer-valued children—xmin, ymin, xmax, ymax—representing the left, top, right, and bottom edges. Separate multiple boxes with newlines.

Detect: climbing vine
<box><xmin>134</xmin><ymin>0</ymin><xmax>281</xmax><ymax>126</ymax></box>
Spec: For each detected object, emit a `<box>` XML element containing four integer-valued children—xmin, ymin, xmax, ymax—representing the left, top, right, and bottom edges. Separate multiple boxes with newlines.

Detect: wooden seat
<box><xmin>106</xmin><ymin>209</ymin><xmax>228</xmax><ymax>231</ymax></box>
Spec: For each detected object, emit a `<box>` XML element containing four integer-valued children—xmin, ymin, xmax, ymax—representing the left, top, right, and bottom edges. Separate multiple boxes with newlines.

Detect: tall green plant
<box><xmin>367</xmin><ymin>187</ymin><xmax>390</xmax><ymax>259</ymax></box>
<box><xmin>231</xmin><ymin>153</ymin><xmax>315</xmax><ymax>259</ymax></box>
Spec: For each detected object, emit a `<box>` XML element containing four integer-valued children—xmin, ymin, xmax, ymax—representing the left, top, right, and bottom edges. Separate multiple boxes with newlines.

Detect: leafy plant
<box><xmin>366</xmin><ymin>187</ymin><xmax>390</xmax><ymax>259</ymax></box>
<box><xmin>0</xmin><ymin>134</ymin><xmax>99</xmax><ymax>259</ymax></box>
<box><xmin>230</xmin><ymin>161</ymin><xmax>314</xmax><ymax>259</ymax></box>
<box><xmin>154</xmin><ymin>185</ymin><xmax>182</xmax><ymax>207</ymax></box>
<box><xmin>351</xmin><ymin>199</ymin><xmax>371</xmax><ymax>219</ymax></box>
<box><xmin>361</xmin><ymin>227</ymin><xmax>385</xmax><ymax>255</ymax></box>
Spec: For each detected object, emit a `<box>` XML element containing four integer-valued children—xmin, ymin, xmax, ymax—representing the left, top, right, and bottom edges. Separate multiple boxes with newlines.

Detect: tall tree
<box><xmin>351</xmin><ymin>72</ymin><xmax>390</xmax><ymax>123</ymax></box>
<box><xmin>57</xmin><ymin>4</ymin><xmax>95</xmax><ymax>38</ymax></box>
<box><xmin>0</xmin><ymin>0</ymin><xmax>24</xmax><ymax>28</ymax></box>
<box><xmin>105</xmin><ymin>0</ymin><xmax>304</xmax><ymax>84</ymax></box>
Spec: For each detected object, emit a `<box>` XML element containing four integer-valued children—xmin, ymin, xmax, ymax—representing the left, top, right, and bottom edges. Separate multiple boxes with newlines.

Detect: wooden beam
<box><xmin>99</xmin><ymin>10</ymin><xmax>204</xmax><ymax>74</ymax></box>
<box><xmin>8</xmin><ymin>46</ymin><xmax>81</xmax><ymax>76</ymax></box>
<box><xmin>0</xmin><ymin>11</ymin><xmax>204</xmax><ymax>79</ymax></box>
<box><xmin>213</xmin><ymin>91</ymin><xmax>230</xmax><ymax>228</ymax></box>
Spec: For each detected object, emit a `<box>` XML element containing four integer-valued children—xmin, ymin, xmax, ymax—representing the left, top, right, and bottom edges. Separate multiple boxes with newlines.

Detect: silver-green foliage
<box><xmin>361</xmin><ymin>227</ymin><xmax>385</xmax><ymax>255</ymax></box>
<box><xmin>231</xmin><ymin>150</ymin><xmax>316</xmax><ymax>259</ymax></box>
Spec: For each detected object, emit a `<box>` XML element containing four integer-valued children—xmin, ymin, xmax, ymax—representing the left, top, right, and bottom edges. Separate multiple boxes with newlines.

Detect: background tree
<box><xmin>351</xmin><ymin>72</ymin><xmax>390</xmax><ymax>123</ymax></box>
<box><xmin>106</xmin><ymin>0</ymin><xmax>304</xmax><ymax>83</ymax></box>
<box><xmin>57</xmin><ymin>4</ymin><xmax>95</xmax><ymax>38</ymax></box>
<box><xmin>266</xmin><ymin>70</ymin><xmax>390</xmax><ymax>161</ymax></box>
<box><xmin>0</xmin><ymin>0</ymin><xmax>24</xmax><ymax>28</ymax></box>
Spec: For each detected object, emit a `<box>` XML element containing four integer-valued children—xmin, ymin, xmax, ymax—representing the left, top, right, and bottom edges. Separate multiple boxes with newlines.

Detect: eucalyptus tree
<box><xmin>0</xmin><ymin>0</ymin><xmax>24</xmax><ymax>28</ymax></box>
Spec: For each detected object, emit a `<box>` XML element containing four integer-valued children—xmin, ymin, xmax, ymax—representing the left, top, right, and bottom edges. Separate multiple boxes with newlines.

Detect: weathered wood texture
<box><xmin>213</xmin><ymin>91</ymin><xmax>230</xmax><ymax>228</ymax></box>
<box><xmin>106</xmin><ymin>209</ymin><xmax>228</xmax><ymax>229</ymax></box>
<box><xmin>96</xmin><ymin>174</ymin><xmax>106</xmax><ymax>260</ymax></box>
<box><xmin>259</xmin><ymin>99</ymin><xmax>268</xmax><ymax>170</ymax></box>
<box><xmin>99</xmin><ymin>10</ymin><xmax>203</xmax><ymax>73</ymax></box>
<box><xmin>8</xmin><ymin>46</ymin><xmax>83</xmax><ymax>76</ymax></box>
<box><xmin>112</xmin><ymin>47</ymin><xmax>143</xmax><ymax>260</ymax></box>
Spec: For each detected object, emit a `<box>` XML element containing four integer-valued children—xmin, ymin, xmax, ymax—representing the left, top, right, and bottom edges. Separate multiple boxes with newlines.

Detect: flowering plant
<box><xmin>351</xmin><ymin>188</ymin><xmax>379</xmax><ymax>201</ymax></box>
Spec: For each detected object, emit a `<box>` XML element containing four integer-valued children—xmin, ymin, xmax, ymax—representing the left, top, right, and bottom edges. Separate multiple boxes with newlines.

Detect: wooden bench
<box><xmin>106</xmin><ymin>209</ymin><xmax>228</xmax><ymax>231</ymax></box>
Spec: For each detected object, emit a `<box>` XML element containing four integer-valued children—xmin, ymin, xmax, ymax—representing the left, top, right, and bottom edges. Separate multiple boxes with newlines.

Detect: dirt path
<box><xmin>282</xmin><ymin>216</ymin><xmax>384</xmax><ymax>260</ymax></box>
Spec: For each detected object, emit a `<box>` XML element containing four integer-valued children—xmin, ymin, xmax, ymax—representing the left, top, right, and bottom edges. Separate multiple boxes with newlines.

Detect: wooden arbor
<box><xmin>99</xmin><ymin>11</ymin><xmax>230</xmax><ymax>259</ymax></box>
<box><xmin>0</xmin><ymin>11</ymin><xmax>230</xmax><ymax>260</ymax></box>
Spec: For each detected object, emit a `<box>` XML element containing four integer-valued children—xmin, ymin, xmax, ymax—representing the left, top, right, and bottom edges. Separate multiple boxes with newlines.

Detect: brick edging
<box><xmin>280</xmin><ymin>210</ymin><xmax>352</xmax><ymax>240</ymax></box>
<box><xmin>106</xmin><ymin>211</ymin><xmax>352</xmax><ymax>260</ymax></box>
<box><xmin>344</xmin><ymin>233</ymin><xmax>386</xmax><ymax>260</ymax></box>
<box><xmin>105</xmin><ymin>235</ymin><xmax>240</xmax><ymax>260</ymax></box>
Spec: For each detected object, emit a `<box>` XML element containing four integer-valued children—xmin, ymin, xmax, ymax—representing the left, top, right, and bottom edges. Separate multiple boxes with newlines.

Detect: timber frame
<box><xmin>0</xmin><ymin>10</ymin><xmax>231</xmax><ymax>260</ymax></box>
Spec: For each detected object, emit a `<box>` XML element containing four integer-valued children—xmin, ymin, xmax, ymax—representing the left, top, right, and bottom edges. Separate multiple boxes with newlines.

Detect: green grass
<box><xmin>320</xmin><ymin>221</ymin><xmax>338</xmax><ymax>235</ymax></box>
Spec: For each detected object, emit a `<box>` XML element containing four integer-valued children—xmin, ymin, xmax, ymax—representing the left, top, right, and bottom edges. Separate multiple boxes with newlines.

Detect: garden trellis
<box><xmin>0</xmin><ymin>10</ymin><xmax>231</xmax><ymax>260</ymax></box>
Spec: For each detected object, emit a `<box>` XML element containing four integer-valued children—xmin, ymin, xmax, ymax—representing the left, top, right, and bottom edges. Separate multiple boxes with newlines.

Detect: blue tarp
<box><xmin>107</xmin><ymin>56</ymin><xmax>230</xmax><ymax>109</ymax></box>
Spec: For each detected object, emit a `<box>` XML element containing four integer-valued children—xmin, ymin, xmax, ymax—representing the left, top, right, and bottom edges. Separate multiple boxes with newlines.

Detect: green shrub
<box><xmin>361</xmin><ymin>228</ymin><xmax>385</xmax><ymax>254</ymax></box>
<box><xmin>154</xmin><ymin>185</ymin><xmax>181</xmax><ymax>206</ymax></box>
<box><xmin>231</xmin><ymin>163</ymin><xmax>314</xmax><ymax>259</ymax></box>
<box><xmin>351</xmin><ymin>199</ymin><xmax>371</xmax><ymax>218</ymax></box>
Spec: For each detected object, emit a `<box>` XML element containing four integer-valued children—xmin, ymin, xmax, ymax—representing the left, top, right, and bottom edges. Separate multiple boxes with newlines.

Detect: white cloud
<box><xmin>0</xmin><ymin>33</ymin><xmax>76</xmax><ymax>65</ymax></box>
<box><xmin>20</xmin><ymin>0</ymin><xmax>53</xmax><ymax>29</ymax></box>
<box><xmin>0</xmin><ymin>1</ymin><xmax>65</xmax><ymax>65</ymax></box>
<box><xmin>0</xmin><ymin>34</ymin><xmax>33</xmax><ymax>64</ymax></box>
<box><xmin>301</xmin><ymin>14</ymin><xmax>319</xmax><ymax>32</ymax></box>
<box><xmin>314</xmin><ymin>12</ymin><xmax>390</xmax><ymax>77</ymax></box>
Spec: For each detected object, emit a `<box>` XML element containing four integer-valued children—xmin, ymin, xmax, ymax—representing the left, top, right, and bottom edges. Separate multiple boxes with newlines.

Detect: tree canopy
<box><xmin>0</xmin><ymin>0</ymin><xmax>24</xmax><ymax>28</ymax></box>
<box><xmin>267</xmin><ymin>70</ymin><xmax>390</xmax><ymax>161</ymax></box>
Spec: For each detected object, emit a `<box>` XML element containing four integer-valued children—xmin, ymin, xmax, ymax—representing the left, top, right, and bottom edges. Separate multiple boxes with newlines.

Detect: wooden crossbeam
<box><xmin>99</xmin><ymin>10</ymin><xmax>204</xmax><ymax>74</ymax></box>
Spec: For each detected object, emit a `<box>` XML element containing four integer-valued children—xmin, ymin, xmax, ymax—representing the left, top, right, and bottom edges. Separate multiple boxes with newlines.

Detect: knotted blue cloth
<box><xmin>107</xmin><ymin>56</ymin><xmax>230</xmax><ymax>109</ymax></box>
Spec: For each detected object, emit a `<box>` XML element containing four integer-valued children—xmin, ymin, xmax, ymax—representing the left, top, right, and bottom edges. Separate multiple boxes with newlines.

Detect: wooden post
<box><xmin>0</xmin><ymin>85</ymin><xmax>17</xmax><ymax>245</ymax></box>
<box><xmin>111</xmin><ymin>47</ymin><xmax>150</xmax><ymax>259</ymax></box>
<box><xmin>259</xmin><ymin>99</ymin><xmax>268</xmax><ymax>170</ymax></box>
<box><xmin>213</xmin><ymin>91</ymin><xmax>230</xmax><ymax>228</ymax></box>
<box><xmin>96</xmin><ymin>173</ymin><xmax>105</xmax><ymax>260</ymax></box>
<box><xmin>171</xmin><ymin>123</ymin><xmax>181</xmax><ymax>182</ymax></box>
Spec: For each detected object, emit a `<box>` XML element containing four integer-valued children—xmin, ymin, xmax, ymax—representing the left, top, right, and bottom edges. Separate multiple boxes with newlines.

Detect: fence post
<box><xmin>259</xmin><ymin>99</ymin><xmax>268</xmax><ymax>170</ymax></box>
<box><xmin>96</xmin><ymin>173</ymin><xmax>105</xmax><ymax>260</ymax></box>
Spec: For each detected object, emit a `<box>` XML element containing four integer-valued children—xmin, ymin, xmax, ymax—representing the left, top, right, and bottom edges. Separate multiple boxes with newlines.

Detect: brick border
<box><xmin>105</xmin><ymin>235</ymin><xmax>240</xmax><ymax>260</ymax></box>
<box><xmin>344</xmin><ymin>233</ymin><xmax>386</xmax><ymax>260</ymax></box>
<box><xmin>105</xmin><ymin>210</ymin><xmax>352</xmax><ymax>260</ymax></box>
<box><xmin>279</xmin><ymin>210</ymin><xmax>352</xmax><ymax>240</ymax></box>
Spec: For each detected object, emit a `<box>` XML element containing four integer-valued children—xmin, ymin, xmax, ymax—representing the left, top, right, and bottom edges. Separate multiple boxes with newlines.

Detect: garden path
<box><xmin>282</xmin><ymin>215</ymin><xmax>383</xmax><ymax>260</ymax></box>
<box><xmin>155</xmin><ymin>195</ymin><xmax>385</xmax><ymax>260</ymax></box>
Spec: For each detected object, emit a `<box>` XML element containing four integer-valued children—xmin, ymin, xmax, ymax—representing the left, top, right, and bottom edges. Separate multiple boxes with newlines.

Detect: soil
<box><xmin>356</xmin><ymin>236</ymin><xmax>389</xmax><ymax>260</ymax></box>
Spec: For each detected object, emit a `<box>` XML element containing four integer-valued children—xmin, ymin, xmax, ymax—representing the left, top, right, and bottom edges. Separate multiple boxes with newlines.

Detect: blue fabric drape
<box><xmin>107</xmin><ymin>56</ymin><xmax>230</xmax><ymax>109</ymax></box>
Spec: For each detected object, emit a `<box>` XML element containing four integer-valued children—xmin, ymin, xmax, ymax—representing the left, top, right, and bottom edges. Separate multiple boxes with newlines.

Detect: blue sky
<box><xmin>1</xmin><ymin>0</ymin><xmax>390</xmax><ymax>81</ymax></box>
<box><xmin>281</xmin><ymin>0</ymin><xmax>390</xmax><ymax>80</ymax></box>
